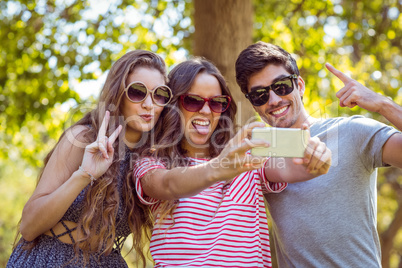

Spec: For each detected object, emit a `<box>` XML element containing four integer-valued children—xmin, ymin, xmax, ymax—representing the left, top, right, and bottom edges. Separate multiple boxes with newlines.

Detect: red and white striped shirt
<box><xmin>134</xmin><ymin>157</ymin><xmax>287</xmax><ymax>267</ymax></box>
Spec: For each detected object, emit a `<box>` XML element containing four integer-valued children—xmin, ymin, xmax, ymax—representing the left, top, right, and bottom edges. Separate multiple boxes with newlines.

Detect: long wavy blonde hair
<box><xmin>14</xmin><ymin>50</ymin><xmax>168</xmax><ymax>267</ymax></box>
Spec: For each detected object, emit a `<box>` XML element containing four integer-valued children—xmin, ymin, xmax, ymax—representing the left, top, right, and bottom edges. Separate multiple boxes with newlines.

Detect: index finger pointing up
<box><xmin>325</xmin><ymin>63</ymin><xmax>353</xmax><ymax>85</ymax></box>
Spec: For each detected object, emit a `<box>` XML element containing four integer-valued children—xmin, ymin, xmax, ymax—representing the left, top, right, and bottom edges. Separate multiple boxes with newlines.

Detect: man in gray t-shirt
<box><xmin>235</xmin><ymin>42</ymin><xmax>402</xmax><ymax>267</ymax></box>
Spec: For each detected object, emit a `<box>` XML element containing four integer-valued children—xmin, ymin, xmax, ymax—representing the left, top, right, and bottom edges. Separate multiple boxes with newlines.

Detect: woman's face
<box><xmin>120</xmin><ymin>67</ymin><xmax>165</xmax><ymax>144</ymax></box>
<box><xmin>180</xmin><ymin>72</ymin><xmax>222</xmax><ymax>157</ymax></box>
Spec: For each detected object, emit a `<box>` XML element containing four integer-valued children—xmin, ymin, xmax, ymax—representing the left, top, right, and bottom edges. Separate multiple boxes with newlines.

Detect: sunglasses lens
<box><xmin>182</xmin><ymin>95</ymin><xmax>205</xmax><ymax>112</ymax></box>
<box><xmin>127</xmin><ymin>83</ymin><xmax>147</xmax><ymax>102</ymax></box>
<box><xmin>272</xmin><ymin>79</ymin><xmax>294</xmax><ymax>96</ymax></box>
<box><xmin>153</xmin><ymin>86</ymin><xmax>172</xmax><ymax>106</ymax></box>
<box><xmin>248</xmin><ymin>89</ymin><xmax>269</xmax><ymax>106</ymax></box>
<box><xmin>210</xmin><ymin>96</ymin><xmax>230</xmax><ymax>113</ymax></box>
<box><xmin>247</xmin><ymin>76</ymin><xmax>295</xmax><ymax>106</ymax></box>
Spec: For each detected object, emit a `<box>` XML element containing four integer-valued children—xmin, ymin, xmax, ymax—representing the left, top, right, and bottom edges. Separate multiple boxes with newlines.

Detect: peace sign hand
<box><xmin>80</xmin><ymin>111</ymin><xmax>122</xmax><ymax>181</ymax></box>
<box><xmin>326</xmin><ymin>63</ymin><xmax>384</xmax><ymax>113</ymax></box>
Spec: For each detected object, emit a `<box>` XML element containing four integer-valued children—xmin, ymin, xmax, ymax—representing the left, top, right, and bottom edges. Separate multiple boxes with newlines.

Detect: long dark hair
<box><xmin>14</xmin><ymin>50</ymin><xmax>167</xmax><ymax>267</ymax></box>
<box><xmin>151</xmin><ymin>57</ymin><xmax>237</xmax><ymax>167</ymax></box>
<box><xmin>148</xmin><ymin>57</ymin><xmax>237</xmax><ymax>227</ymax></box>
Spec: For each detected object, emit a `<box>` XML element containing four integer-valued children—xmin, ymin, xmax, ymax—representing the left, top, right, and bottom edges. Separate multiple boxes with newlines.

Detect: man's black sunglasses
<box><xmin>245</xmin><ymin>74</ymin><xmax>298</xmax><ymax>106</ymax></box>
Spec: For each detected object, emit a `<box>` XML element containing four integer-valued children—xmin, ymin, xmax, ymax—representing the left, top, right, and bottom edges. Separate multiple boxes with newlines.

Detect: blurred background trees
<box><xmin>0</xmin><ymin>0</ymin><xmax>401</xmax><ymax>267</ymax></box>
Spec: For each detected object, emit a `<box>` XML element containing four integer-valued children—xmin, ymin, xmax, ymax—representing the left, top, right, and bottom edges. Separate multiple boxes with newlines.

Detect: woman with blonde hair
<box><xmin>7</xmin><ymin>50</ymin><xmax>172</xmax><ymax>267</ymax></box>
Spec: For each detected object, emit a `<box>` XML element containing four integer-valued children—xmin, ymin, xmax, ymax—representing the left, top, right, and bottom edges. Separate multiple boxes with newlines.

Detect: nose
<box><xmin>141</xmin><ymin>93</ymin><xmax>154</xmax><ymax>110</ymax></box>
<box><xmin>268</xmin><ymin>90</ymin><xmax>282</xmax><ymax>106</ymax></box>
<box><xmin>198</xmin><ymin>101</ymin><xmax>212</xmax><ymax>114</ymax></box>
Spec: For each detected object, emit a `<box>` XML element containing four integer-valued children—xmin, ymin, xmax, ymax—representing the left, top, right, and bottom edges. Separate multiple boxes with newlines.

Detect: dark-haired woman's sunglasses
<box><xmin>180</xmin><ymin>94</ymin><xmax>231</xmax><ymax>113</ymax></box>
<box><xmin>124</xmin><ymin>81</ymin><xmax>173</xmax><ymax>107</ymax></box>
<box><xmin>245</xmin><ymin>74</ymin><xmax>298</xmax><ymax>106</ymax></box>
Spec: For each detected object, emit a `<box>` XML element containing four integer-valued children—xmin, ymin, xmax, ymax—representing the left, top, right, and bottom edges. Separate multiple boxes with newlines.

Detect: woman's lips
<box><xmin>140</xmin><ymin>114</ymin><xmax>153</xmax><ymax>122</ymax></box>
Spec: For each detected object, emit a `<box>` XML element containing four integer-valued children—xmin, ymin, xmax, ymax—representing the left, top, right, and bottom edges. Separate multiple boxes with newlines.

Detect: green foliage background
<box><xmin>0</xmin><ymin>0</ymin><xmax>401</xmax><ymax>267</ymax></box>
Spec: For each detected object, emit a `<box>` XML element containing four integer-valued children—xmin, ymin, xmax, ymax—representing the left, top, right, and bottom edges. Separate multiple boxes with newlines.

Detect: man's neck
<box><xmin>290</xmin><ymin>110</ymin><xmax>316</xmax><ymax>128</ymax></box>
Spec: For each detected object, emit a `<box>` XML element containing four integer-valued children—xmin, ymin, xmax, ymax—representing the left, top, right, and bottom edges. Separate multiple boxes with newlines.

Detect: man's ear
<box><xmin>297</xmin><ymin>76</ymin><xmax>305</xmax><ymax>96</ymax></box>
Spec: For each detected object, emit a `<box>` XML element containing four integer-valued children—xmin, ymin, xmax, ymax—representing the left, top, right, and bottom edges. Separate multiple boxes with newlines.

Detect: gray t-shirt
<box><xmin>265</xmin><ymin>115</ymin><xmax>400</xmax><ymax>268</ymax></box>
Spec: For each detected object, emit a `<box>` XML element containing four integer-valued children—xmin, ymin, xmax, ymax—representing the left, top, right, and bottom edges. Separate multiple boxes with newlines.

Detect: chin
<box><xmin>140</xmin><ymin>123</ymin><xmax>156</xmax><ymax>132</ymax></box>
<box><xmin>188</xmin><ymin>135</ymin><xmax>210</xmax><ymax>147</ymax></box>
<box><xmin>266</xmin><ymin>116</ymin><xmax>288</xmax><ymax>128</ymax></box>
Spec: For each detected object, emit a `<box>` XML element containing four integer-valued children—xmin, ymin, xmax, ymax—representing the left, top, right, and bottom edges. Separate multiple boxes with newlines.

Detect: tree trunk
<box><xmin>381</xmin><ymin>202</ymin><xmax>402</xmax><ymax>268</ymax></box>
<box><xmin>193</xmin><ymin>0</ymin><xmax>255</xmax><ymax>127</ymax></box>
<box><xmin>380</xmin><ymin>168</ymin><xmax>402</xmax><ymax>268</ymax></box>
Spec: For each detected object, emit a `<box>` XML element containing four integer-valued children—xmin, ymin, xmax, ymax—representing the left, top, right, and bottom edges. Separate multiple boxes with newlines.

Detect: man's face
<box><xmin>248</xmin><ymin>64</ymin><xmax>305</xmax><ymax>128</ymax></box>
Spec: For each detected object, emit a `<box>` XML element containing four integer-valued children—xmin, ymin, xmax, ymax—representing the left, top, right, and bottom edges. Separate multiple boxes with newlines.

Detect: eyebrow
<box><xmin>250</xmin><ymin>74</ymin><xmax>290</xmax><ymax>92</ymax></box>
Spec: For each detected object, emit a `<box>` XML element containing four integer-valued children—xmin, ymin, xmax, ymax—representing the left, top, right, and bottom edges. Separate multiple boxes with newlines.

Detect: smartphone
<box><xmin>251</xmin><ymin>127</ymin><xmax>310</xmax><ymax>158</ymax></box>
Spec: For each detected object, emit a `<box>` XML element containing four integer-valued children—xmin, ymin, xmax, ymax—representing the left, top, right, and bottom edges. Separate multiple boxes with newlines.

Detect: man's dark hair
<box><xmin>235</xmin><ymin>41</ymin><xmax>300</xmax><ymax>95</ymax></box>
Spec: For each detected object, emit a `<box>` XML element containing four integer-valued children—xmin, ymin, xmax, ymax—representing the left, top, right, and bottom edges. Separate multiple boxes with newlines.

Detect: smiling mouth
<box><xmin>270</xmin><ymin>106</ymin><xmax>288</xmax><ymax>116</ymax></box>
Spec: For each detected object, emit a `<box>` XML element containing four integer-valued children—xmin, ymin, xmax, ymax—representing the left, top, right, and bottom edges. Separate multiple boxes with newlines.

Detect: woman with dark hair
<box><xmin>7</xmin><ymin>50</ymin><xmax>172</xmax><ymax>267</ymax></box>
<box><xmin>132</xmin><ymin>57</ymin><xmax>285</xmax><ymax>267</ymax></box>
